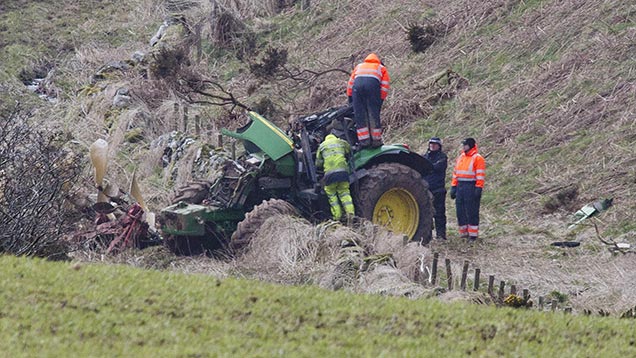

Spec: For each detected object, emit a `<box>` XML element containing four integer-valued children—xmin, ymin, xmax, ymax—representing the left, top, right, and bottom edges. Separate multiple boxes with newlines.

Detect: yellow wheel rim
<box><xmin>372</xmin><ymin>188</ymin><xmax>419</xmax><ymax>239</ymax></box>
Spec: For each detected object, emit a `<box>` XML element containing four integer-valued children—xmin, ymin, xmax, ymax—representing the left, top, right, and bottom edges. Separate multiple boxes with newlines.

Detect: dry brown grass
<box><xmin>231</xmin><ymin>215</ymin><xmax>435</xmax><ymax>298</ymax></box>
<box><xmin>428</xmin><ymin>220</ymin><xmax>636</xmax><ymax>314</ymax></box>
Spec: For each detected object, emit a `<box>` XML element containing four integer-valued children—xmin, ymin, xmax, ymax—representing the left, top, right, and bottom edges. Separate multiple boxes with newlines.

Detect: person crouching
<box><xmin>316</xmin><ymin>129</ymin><xmax>355</xmax><ymax>222</ymax></box>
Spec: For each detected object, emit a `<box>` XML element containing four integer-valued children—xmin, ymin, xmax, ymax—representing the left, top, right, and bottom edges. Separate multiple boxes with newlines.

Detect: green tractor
<box><xmin>160</xmin><ymin>105</ymin><xmax>434</xmax><ymax>254</ymax></box>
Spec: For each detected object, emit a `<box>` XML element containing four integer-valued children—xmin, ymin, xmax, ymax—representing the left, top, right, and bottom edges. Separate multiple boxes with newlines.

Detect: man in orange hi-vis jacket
<box><xmin>346</xmin><ymin>53</ymin><xmax>390</xmax><ymax>148</ymax></box>
<box><xmin>449</xmin><ymin>138</ymin><xmax>486</xmax><ymax>241</ymax></box>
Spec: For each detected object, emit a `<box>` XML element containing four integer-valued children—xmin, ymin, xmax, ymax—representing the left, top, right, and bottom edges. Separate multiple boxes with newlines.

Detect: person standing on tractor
<box><xmin>450</xmin><ymin>138</ymin><xmax>485</xmax><ymax>241</ymax></box>
<box><xmin>316</xmin><ymin>129</ymin><xmax>355</xmax><ymax>222</ymax></box>
<box><xmin>346</xmin><ymin>53</ymin><xmax>390</xmax><ymax>148</ymax></box>
<box><xmin>423</xmin><ymin>137</ymin><xmax>448</xmax><ymax>240</ymax></box>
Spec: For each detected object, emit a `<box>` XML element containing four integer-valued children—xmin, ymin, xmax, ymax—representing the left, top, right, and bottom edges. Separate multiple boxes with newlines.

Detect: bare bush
<box><xmin>0</xmin><ymin>104</ymin><xmax>82</xmax><ymax>259</ymax></box>
<box><xmin>249</xmin><ymin>47</ymin><xmax>288</xmax><ymax>79</ymax></box>
<box><xmin>407</xmin><ymin>23</ymin><xmax>440</xmax><ymax>53</ymax></box>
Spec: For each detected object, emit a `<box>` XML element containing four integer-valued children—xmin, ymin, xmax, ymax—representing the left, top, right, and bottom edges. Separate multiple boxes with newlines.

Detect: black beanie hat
<box><xmin>429</xmin><ymin>137</ymin><xmax>442</xmax><ymax>146</ymax></box>
<box><xmin>462</xmin><ymin>138</ymin><xmax>476</xmax><ymax>149</ymax></box>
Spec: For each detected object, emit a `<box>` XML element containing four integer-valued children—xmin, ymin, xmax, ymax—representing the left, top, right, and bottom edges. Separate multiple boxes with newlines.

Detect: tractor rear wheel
<box><xmin>355</xmin><ymin>163</ymin><xmax>434</xmax><ymax>244</ymax></box>
<box><xmin>170</xmin><ymin>179</ymin><xmax>215</xmax><ymax>204</ymax></box>
<box><xmin>230</xmin><ymin>199</ymin><xmax>299</xmax><ymax>252</ymax></box>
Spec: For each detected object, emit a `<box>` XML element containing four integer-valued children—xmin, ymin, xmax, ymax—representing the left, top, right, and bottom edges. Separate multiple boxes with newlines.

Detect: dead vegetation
<box><xmin>406</xmin><ymin>22</ymin><xmax>446</xmax><ymax>53</ymax></box>
<box><xmin>0</xmin><ymin>104</ymin><xmax>82</xmax><ymax>259</ymax></box>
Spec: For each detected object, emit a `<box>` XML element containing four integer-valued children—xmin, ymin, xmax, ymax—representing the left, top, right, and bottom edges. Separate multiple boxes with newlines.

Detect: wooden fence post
<box><xmin>445</xmin><ymin>258</ymin><xmax>453</xmax><ymax>290</ymax></box>
<box><xmin>473</xmin><ymin>268</ymin><xmax>481</xmax><ymax>291</ymax></box>
<box><xmin>431</xmin><ymin>253</ymin><xmax>439</xmax><ymax>285</ymax></box>
<box><xmin>194</xmin><ymin>114</ymin><xmax>201</xmax><ymax>136</ymax></box>
<box><xmin>173</xmin><ymin>102</ymin><xmax>179</xmax><ymax>131</ymax></box>
<box><xmin>498</xmin><ymin>281</ymin><xmax>505</xmax><ymax>301</ymax></box>
<box><xmin>460</xmin><ymin>260</ymin><xmax>469</xmax><ymax>291</ymax></box>
<box><xmin>523</xmin><ymin>289</ymin><xmax>530</xmax><ymax>302</ymax></box>
<box><xmin>217</xmin><ymin>134</ymin><xmax>223</xmax><ymax>147</ymax></box>
<box><xmin>183</xmin><ymin>106</ymin><xmax>189</xmax><ymax>133</ymax></box>
<box><xmin>538</xmin><ymin>296</ymin><xmax>544</xmax><ymax>310</ymax></box>
<box><xmin>510</xmin><ymin>285</ymin><xmax>517</xmax><ymax>295</ymax></box>
<box><xmin>488</xmin><ymin>275</ymin><xmax>495</xmax><ymax>296</ymax></box>
<box><xmin>551</xmin><ymin>299</ymin><xmax>558</xmax><ymax>311</ymax></box>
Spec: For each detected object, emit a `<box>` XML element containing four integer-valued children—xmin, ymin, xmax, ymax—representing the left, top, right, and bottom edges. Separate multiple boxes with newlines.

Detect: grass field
<box><xmin>2</xmin><ymin>255</ymin><xmax>636</xmax><ymax>357</ymax></box>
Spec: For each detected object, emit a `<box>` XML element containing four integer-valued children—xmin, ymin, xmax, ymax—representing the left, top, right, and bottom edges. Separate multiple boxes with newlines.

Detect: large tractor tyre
<box><xmin>355</xmin><ymin>163</ymin><xmax>434</xmax><ymax>244</ymax></box>
<box><xmin>230</xmin><ymin>199</ymin><xmax>299</xmax><ymax>253</ymax></box>
<box><xmin>170</xmin><ymin>180</ymin><xmax>214</xmax><ymax>205</ymax></box>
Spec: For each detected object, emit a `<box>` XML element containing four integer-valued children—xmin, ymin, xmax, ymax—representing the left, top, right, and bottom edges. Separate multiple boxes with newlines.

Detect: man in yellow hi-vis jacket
<box><xmin>316</xmin><ymin>130</ymin><xmax>355</xmax><ymax>221</ymax></box>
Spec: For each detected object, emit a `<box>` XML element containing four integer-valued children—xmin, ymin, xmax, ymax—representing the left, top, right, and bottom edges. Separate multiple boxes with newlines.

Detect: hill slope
<box><xmin>1</xmin><ymin>0</ymin><xmax>635</xmax><ymax>310</ymax></box>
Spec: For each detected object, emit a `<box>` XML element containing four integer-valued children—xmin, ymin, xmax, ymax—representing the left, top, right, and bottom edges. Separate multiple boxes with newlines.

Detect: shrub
<box><xmin>0</xmin><ymin>104</ymin><xmax>81</xmax><ymax>259</ymax></box>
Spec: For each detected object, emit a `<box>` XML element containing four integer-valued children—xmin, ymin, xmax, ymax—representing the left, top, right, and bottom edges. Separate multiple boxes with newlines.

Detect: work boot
<box><xmin>436</xmin><ymin>230</ymin><xmax>447</xmax><ymax>240</ymax></box>
<box><xmin>371</xmin><ymin>139</ymin><xmax>383</xmax><ymax>148</ymax></box>
<box><xmin>359</xmin><ymin>139</ymin><xmax>371</xmax><ymax>148</ymax></box>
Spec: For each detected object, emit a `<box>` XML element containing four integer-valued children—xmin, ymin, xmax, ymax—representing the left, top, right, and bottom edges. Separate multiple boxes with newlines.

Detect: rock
<box><xmin>94</xmin><ymin>61</ymin><xmax>130</xmax><ymax>81</ymax></box>
<box><xmin>131</xmin><ymin>51</ymin><xmax>145</xmax><ymax>64</ymax></box>
<box><xmin>113</xmin><ymin>87</ymin><xmax>132</xmax><ymax>108</ymax></box>
<box><xmin>150</xmin><ymin>22</ymin><xmax>169</xmax><ymax>46</ymax></box>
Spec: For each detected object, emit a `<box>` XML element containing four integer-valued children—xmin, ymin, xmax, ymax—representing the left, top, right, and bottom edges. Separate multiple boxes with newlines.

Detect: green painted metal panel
<box><xmin>222</xmin><ymin>112</ymin><xmax>294</xmax><ymax>161</ymax></box>
<box><xmin>160</xmin><ymin>202</ymin><xmax>245</xmax><ymax>236</ymax></box>
<box><xmin>352</xmin><ymin>144</ymin><xmax>409</xmax><ymax>169</ymax></box>
<box><xmin>275</xmin><ymin>153</ymin><xmax>296</xmax><ymax>177</ymax></box>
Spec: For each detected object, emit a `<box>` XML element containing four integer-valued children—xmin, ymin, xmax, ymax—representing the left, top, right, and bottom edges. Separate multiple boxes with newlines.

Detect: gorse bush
<box><xmin>0</xmin><ymin>104</ymin><xmax>81</xmax><ymax>259</ymax></box>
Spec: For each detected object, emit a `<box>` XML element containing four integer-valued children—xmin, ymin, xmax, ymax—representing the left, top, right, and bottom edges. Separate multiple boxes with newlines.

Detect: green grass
<box><xmin>2</xmin><ymin>255</ymin><xmax>636</xmax><ymax>357</ymax></box>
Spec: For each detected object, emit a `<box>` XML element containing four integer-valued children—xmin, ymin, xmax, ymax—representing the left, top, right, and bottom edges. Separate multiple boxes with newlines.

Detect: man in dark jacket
<box><xmin>423</xmin><ymin>137</ymin><xmax>448</xmax><ymax>240</ymax></box>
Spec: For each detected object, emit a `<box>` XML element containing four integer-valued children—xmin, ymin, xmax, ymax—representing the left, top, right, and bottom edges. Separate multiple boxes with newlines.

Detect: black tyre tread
<box><xmin>230</xmin><ymin>199</ymin><xmax>299</xmax><ymax>252</ymax></box>
<box><xmin>355</xmin><ymin>163</ymin><xmax>434</xmax><ymax>244</ymax></box>
<box><xmin>170</xmin><ymin>179</ymin><xmax>215</xmax><ymax>205</ymax></box>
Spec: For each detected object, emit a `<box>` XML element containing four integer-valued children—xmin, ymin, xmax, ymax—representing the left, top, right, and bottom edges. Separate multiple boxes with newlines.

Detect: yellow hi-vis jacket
<box><xmin>316</xmin><ymin>134</ymin><xmax>350</xmax><ymax>177</ymax></box>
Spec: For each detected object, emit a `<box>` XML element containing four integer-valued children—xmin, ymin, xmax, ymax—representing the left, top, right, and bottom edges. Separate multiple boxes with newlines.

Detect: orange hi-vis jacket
<box><xmin>346</xmin><ymin>53</ymin><xmax>390</xmax><ymax>100</ymax></box>
<box><xmin>451</xmin><ymin>146</ymin><xmax>485</xmax><ymax>188</ymax></box>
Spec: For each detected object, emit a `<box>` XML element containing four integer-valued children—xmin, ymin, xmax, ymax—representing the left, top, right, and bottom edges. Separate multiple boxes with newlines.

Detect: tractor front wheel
<box><xmin>230</xmin><ymin>199</ymin><xmax>299</xmax><ymax>253</ymax></box>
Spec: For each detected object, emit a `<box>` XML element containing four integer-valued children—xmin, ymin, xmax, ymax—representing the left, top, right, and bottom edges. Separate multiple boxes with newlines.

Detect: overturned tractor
<box><xmin>161</xmin><ymin>105</ymin><xmax>434</xmax><ymax>254</ymax></box>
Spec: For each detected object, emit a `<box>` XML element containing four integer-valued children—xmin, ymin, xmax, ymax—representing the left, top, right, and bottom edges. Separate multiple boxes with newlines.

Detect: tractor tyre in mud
<box><xmin>230</xmin><ymin>199</ymin><xmax>299</xmax><ymax>253</ymax></box>
<box><xmin>355</xmin><ymin>163</ymin><xmax>434</xmax><ymax>244</ymax></box>
<box><xmin>170</xmin><ymin>179</ymin><xmax>215</xmax><ymax>205</ymax></box>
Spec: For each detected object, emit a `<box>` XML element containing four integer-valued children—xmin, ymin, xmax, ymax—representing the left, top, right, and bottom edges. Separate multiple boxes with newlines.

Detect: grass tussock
<box><xmin>234</xmin><ymin>215</ymin><xmax>433</xmax><ymax>298</ymax></box>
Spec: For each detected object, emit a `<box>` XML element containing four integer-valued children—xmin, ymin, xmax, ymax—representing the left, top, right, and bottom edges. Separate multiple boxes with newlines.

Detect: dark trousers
<box><xmin>432</xmin><ymin>190</ymin><xmax>447</xmax><ymax>238</ymax></box>
<box><xmin>456</xmin><ymin>181</ymin><xmax>480</xmax><ymax>233</ymax></box>
<box><xmin>352</xmin><ymin>77</ymin><xmax>382</xmax><ymax>142</ymax></box>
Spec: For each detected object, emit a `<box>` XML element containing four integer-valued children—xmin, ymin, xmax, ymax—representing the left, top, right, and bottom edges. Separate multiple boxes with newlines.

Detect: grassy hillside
<box><xmin>1</xmin><ymin>0</ymin><xmax>636</xmax><ymax>312</ymax></box>
<box><xmin>1</xmin><ymin>0</ymin><xmax>633</xmax><ymax>230</ymax></box>
<box><xmin>2</xmin><ymin>255</ymin><xmax>636</xmax><ymax>357</ymax></box>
